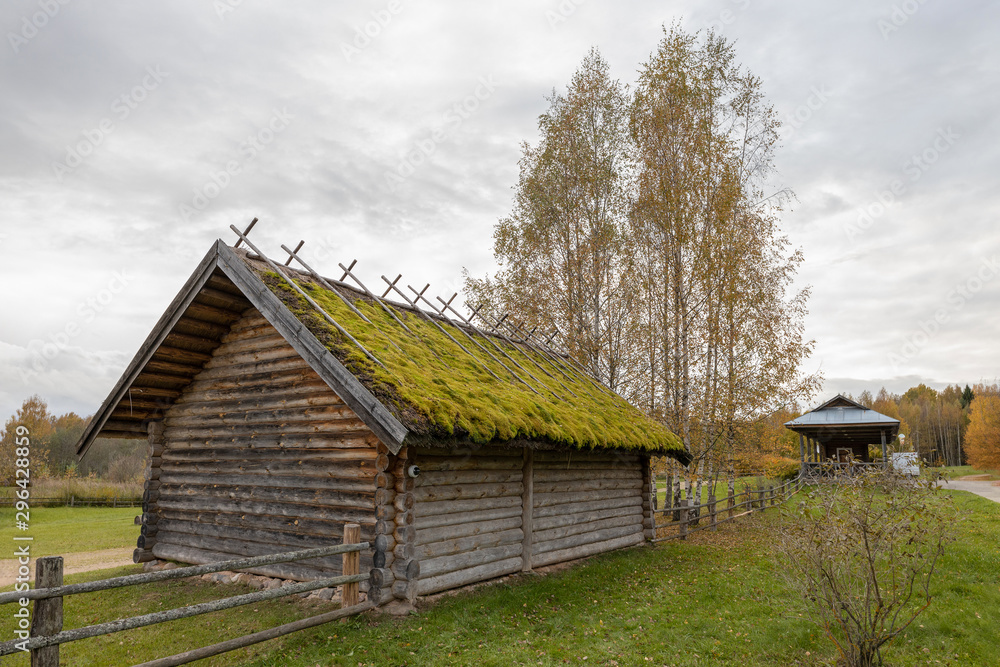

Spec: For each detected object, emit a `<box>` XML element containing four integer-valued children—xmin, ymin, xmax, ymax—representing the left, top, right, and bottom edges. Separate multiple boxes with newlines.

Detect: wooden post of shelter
<box><xmin>30</xmin><ymin>556</ymin><xmax>63</xmax><ymax>667</ymax></box>
<box><xmin>799</xmin><ymin>433</ymin><xmax>806</xmax><ymax>475</ymax></box>
<box><xmin>342</xmin><ymin>524</ymin><xmax>360</xmax><ymax>607</ymax></box>
<box><xmin>881</xmin><ymin>430</ymin><xmax>887</xmax><ymax>467</ymax></box>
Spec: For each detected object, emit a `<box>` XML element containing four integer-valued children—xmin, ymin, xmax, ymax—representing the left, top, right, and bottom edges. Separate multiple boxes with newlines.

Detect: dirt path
<box><xmin>0</xmin><ymin>547</ymin><xmax>134</xmax><ymax>588</ymax></box>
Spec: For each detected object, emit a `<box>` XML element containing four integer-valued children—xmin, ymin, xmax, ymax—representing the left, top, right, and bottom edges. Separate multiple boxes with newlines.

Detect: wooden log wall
<box><xmin>134</xmin><ymin>421</ymin><xmax>164</xmax><ymax>563</ymax></box>
<box><xmin>530</xmin><ymin>450</ymin><xmax>645</xmax><ymax>568</ymax></box>
<box><xmin>411</xmin><ymin>447</ymin><xmax>524</xmax><ymax>596</ymax></box>
<box><xmin>151</xmin><ymin>308</ymin><xmax>379</xmax><ymax>582</ymax></box>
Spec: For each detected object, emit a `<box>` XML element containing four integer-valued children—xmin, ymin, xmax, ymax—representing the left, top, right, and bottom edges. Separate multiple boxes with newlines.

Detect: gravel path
<box><xmin>0</xmin><ymin>547</ymin><xmax>134</xmax><ymax>588</ymax></box>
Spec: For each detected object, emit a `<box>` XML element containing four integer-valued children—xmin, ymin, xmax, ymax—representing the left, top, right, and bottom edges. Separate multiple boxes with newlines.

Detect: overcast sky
<box><xmin>1</xmin><ymin>0</ymin><xmax>997</xmax><ymax>421</ymax></box>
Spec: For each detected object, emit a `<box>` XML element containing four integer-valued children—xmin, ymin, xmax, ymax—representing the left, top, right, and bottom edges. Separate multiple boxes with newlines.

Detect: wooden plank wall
<box><xmin>151</xmin><ymin>308</ymin><xmax>379</xmax><ymax>581</ymax></box>
<box><xmin>412</xmin><ymin>447</ymin><xmax>525</xmax><ymax>596</ymax></box>
<box><xmin>530</xmin><ymin>450</ymin><xmax>645</xmax><ymax>568</ymax></box>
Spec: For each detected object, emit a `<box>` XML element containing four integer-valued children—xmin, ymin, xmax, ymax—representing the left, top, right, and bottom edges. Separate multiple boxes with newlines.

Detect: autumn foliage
<box><xmin>964</xmin><ymin>385</ymin><xmax>1000</xmax><ymax>471</ymax></box>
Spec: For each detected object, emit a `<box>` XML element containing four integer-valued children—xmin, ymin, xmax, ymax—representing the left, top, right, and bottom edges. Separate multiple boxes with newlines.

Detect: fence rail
<box><xmin>0</xmin><ymin>524</ymin><xmax>375</xmax><ymax>667</ymax></box>
<box><xmin>0</xmin><ymin>496</ymin><xmax>141</xmax><ymax>508</ymax></box>
<box><xmin>652</xmin><ymin>474</ymin><xmax>805</xmax><ymax>542</ymax></box>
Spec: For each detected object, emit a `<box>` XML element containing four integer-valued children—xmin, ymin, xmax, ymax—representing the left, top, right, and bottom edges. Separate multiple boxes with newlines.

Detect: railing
<box><xmin>801</xmin><ymin>460</ymin><xmax>886</xmax><ymax>479</ymax></box>
<box><xmin>0</xmin><ymin>524</ymin><xmax>375</xmax><ymax>667</ymax></box>
<box><xmin>652</xmin><ymin>474</ymin><xmax>805</xmax><ymax>542</ymax></box>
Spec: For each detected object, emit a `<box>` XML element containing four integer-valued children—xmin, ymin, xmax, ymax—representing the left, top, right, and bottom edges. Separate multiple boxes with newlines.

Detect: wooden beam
<box><xmin>216</xmin><ymin>242</ymin><xmax>409</xmax><ymax>454</ymax></box>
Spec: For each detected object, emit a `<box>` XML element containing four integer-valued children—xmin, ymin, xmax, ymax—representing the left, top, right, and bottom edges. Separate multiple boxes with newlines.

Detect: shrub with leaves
<box><xmin>779</xmin><ymin>464</ymin><xmax>954</xmax><ymax>667</ymax></box>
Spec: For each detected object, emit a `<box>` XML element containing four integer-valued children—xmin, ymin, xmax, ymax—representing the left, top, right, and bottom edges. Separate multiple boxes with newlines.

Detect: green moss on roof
<box><xmin>252</xmin><ymin>264</ymin><xmax>685</xmax><ymax>456</ymax></box>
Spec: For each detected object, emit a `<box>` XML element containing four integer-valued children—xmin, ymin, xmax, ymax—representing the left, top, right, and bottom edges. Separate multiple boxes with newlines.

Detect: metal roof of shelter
<box><xmin>785</xmin><ymin>395</ymin><xmax>900</xmax><ymax>447</ymax></box>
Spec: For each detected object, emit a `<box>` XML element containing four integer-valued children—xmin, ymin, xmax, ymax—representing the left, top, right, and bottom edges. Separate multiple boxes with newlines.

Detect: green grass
<box><xmin>0</xmin><ymin>565</ymin><xmax>346</xmax><ymax>666</ymax></box>
<box><xmin>2</xmin><ymin>492</ymin><xmax>996</xmax><ymax>666</ymax></box>
<box><xmin>940</xmin><ymin>465</ymin><xmax>1000</xmax><ymax>480</ymax></box>
<box><xmin>253</xmin><ymin>267</ymin><xmax>685</xmax><ymax>455</ymax></box>
<box><xmin>0</xmin><ymin>506</ymin><xmax>138</xmax><ymax>559</ymax></box>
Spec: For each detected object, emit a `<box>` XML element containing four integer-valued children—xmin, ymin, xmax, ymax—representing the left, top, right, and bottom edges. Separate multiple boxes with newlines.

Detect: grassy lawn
<box><xmin>1</xmin><ymin>490</ymin><xmax>996</xmax><ymax>666</ymax></box>
<box><xmin>939</xmin><ymin>465</ymin><xmax>1000</xmax><ymax>481</ymax></box>
<box><xmin>0</xmin><ymin>506</ymin><xmax>139</xmax><ymax>559</ymax></box>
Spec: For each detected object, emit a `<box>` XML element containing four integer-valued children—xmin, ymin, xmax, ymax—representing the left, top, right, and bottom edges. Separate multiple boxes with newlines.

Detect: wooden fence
<box><xmin>0</xmin><ymin>496</ymin><xmax>141</xmax><ymax>508</ymax></box>
<box><xmin>0</xmin><ymin>524</ymin><xmax>375</xmax><ymax>666</ymax></box>
<box><xmin>652</xmin><ymin>474</ymin><xmax>805</xmax><ymax>542</ymax></box>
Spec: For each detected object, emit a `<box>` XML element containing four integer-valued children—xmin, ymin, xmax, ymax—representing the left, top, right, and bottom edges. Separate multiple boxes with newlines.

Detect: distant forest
<box><xmin>0</xmin><ymin>395</ymin><xmax>144</xmax><ymax>485</ymax></box>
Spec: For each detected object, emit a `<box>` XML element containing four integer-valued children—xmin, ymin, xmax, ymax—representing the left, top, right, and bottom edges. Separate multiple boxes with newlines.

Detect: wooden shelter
<box><xmin>785</xmin><ymin>395</ymin><xmax>900</xmax><ymax>469</ymax></box>
<box><xmin>76</xmin><ymin>235</ymin><xmax>688</xmax><ymax>603</ymax></box>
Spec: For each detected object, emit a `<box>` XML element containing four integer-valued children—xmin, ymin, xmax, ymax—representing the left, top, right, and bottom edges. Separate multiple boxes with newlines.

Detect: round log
<box><xmin>415</xmin><ymin>528</ymin><xmax>523</xmax><ymax>561</ymax></box>
<box><xmin>418</xmin><ymin>543</ymin><xmax>521</xmax><ymax>580</ymax></box>
<box><xmin>391</xmin><ymin>559</ymin><xmax>420</xmax><ymax>581</ymax></box>
<box><xmin>416</xmin><ymin>516</ymin><xmax>522</xmax><ymax>547</ymax></box>
<box><xmin>416</xmin><ymin>557</ymin><xmax>523</xmax><ymax>596</ymax></box>
<box><xmin>132</xmin><ymin>549</ymin><xmax>156</xmax><ymax>564</ymax></box>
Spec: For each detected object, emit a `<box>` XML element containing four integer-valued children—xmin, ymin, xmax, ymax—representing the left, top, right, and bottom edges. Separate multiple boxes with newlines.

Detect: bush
<box><xmin>779</xmin><ymin>465</ymin><xmax>954</xmax><ymax>667</ymax></box>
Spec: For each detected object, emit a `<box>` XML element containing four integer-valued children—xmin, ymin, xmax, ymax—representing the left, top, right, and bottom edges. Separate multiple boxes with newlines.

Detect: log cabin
<box><xmin>75</xmin><ymin>238</ymin><xmax>688</xmax><ymax>604</ymax></box>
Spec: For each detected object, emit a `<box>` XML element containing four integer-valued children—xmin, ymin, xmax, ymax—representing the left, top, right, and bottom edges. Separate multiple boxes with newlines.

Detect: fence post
<box><xmin>709</xmin><ymin>497</ymin><xmax>717</xmax><ymax>531</ymax></box>
<box><xmin>342</xmin><ymin>524</ymin><xmax>360</xmax><ymax>607</ymax></box>
<box><xmin>727</xmin><ymin>478</ymin><xmax>735</xmax><ymax>518</ymax></box>
<box><xmin>678</xmin><ymin>499</ymin><xmax>690</xmax><ymax>540</ymax></box>
<box><xmin>30</xmin><ymin>556</ymin><xmax>63</xmax><ymax>667</ymax></box>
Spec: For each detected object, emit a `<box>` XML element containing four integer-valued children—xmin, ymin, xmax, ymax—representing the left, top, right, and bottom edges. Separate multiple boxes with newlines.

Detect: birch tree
<box><xmin>467</xmin><ymin>28</ymin><xmax>819</xmax><ymax>478</ymax></box>
<box><xmin>466</xmin><ymin>47</ymin><xmax>635</xmax><ymax>391</ymax></box>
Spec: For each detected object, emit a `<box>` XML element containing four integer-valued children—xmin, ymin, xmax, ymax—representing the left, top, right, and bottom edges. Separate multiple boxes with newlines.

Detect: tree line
<box><xmin>465</xmin><ymin>25</ymin><xmax>818</xmax><ymax>484</ymax></box>
<box><xmin>0</xmin><ymin>395</ymin><xmax>144</xmax><ymax>486</ymax></box>
<box><xmin>742</xmin><ymin>382</ymin><xmax>1000</xmax><ymax>471</ymax></box>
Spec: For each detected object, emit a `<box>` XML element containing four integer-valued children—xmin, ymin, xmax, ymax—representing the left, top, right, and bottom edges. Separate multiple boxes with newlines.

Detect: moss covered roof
<box><xmin>243</xmin><ymin>255</ymin><xmax>686</xmax><ymax>457</ymax></box>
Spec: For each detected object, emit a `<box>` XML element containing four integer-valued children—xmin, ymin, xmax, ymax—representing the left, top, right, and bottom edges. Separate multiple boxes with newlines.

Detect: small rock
<box><xmin>264</xmin><ymin>578</ymin><xmax>282</xmax><ymax>589</ymax></box>
<box><xmin>316</xmin><ymin>588</ymin><xmax>335</xmax><ymax>601</ymax></box>
<box><xmin>381</xmin><ymin>600</ymin><xmax>416</xmax><ymax>616</ymax></box>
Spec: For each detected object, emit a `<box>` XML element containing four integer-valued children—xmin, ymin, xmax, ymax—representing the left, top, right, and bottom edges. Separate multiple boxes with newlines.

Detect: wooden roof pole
<box><xmin>228</xmin><ymin>223</ymin><xmax>387</xmax><ymax>372</ymax></box>
<box><xmin>437</xmin><ymin>294</ymin><xmax>577</xmax><ymax>399</ymax></box>
<box><xmin>381</xmin><ymin>275</ymin><xmax>505</xmax><ymax>383</ymax></box>
<box><xmin>476</xmin><ymin>310</ymin><xmax>602</xmax><ymax>394</ymax></box>
<box><xmin>338</xmin><ymin>260</ymin><xmax>416</xmax><ymax>337</ymax></box>
<box><xmin>511</xmin><ymin>319</ymin><xmax>621</xmax><ymax>399</ymax></box>
<box><xmin>337</xmin><ymin>260</ymin><xmax>453</xmax><ymax>369</ymax></box>
<box><xmin>281</xmin><ymin>243</ymin><xmax>413</xmax><ymax>361</ymax></box>
<box><xmin>232</xmin><ymin>218</ymin><xmax>257</xmax><ymax>249</ymax></box>
<box><xmin>409</xmin><ymin>288</ymin><xmax>549</xmax><ymax>398</ymax></box>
